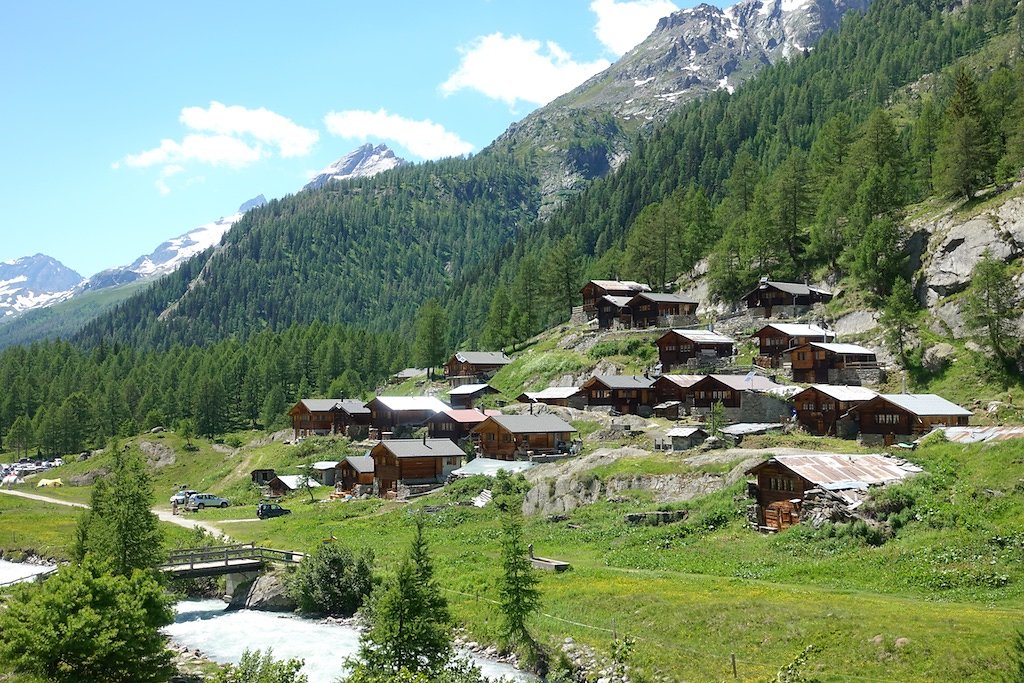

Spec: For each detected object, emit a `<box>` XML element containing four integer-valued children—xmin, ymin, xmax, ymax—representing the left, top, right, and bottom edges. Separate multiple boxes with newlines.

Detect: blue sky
<box><xmin>0</xmin><ymin>0</ymin><xmax>691</xmax><ymax>277</ymax></box>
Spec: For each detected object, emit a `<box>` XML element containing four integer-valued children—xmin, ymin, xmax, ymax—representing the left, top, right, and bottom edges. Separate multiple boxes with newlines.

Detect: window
<box><xmin>821</xmin><ymin>401</ymin><xmax>835</xmax><ymax>412</ymax></box>
<box><xmin>666</xmin><ymin>345</ymin><xmax>678</xmax><ymax>352</ymax></box>
<box><xmin>501</xmin><ymin>433</ymin><xmax>511</xmax><ymax>442</ymax></box>
<box><xmin>815</xmin><ymin>351</ymin><xmax>826</xmax><ymax>360</ymax></box>
<box><xmin>801</xmin><ymin>401</ymin><xmax>815</xmax><ymax>411</ymax></box>
<box><xmin>797</xmin><ymin>352</ymin><xmax>807</xmax><ymax>361</ymax></box>
<box><xmin>486</xmin><ymin>433</ymin><xmax>495</xmax><ymax>441</ymax></box>
<box><xmin>874</xmin><ymin>414</ymin><xmax>900</xmax><ymax>425</ymax></box>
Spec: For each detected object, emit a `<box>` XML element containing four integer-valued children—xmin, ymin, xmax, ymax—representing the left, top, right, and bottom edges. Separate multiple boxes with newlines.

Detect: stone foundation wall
<box><xmin>829</xmin><ymin>367</ymin><xmax>885</xmax><ymax>386</ymax></box>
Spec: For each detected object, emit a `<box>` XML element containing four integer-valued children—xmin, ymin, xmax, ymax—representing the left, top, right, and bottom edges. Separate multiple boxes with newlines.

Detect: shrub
<box><xmin>290</xmin><ymin>543</ymin><xmax>375</xmax><ymax>616</ymax></box>
<box><xmin>212</xmin><ymin>649</ymin><xmax>307</xmax><ymax>683</ymax></box>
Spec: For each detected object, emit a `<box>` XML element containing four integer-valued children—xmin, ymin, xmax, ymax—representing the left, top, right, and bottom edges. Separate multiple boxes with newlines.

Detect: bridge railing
<box><xmin>162</xmin><ymin>543</ymin><xmax>304</xmax><ymax>571</ymax></box>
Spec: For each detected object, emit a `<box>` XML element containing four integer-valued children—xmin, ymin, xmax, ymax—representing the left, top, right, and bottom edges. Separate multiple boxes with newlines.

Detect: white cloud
<box><xmin>179</xmin><ymin>101</ymin><xmax>319</xmax><ymax>157</ymax></box>
<box><xmin>591</xmin><ymin>0</ymin><xmax>678</xmax><ymax>55</ymax></box>
<box><xmin>323</xmin><ymin>109</ymin><xmax>474</xmax><ymax>160</ymax></box>
<box><xmin>116</xmin><ymin>102</ymin><xmax>318</xmax><ymax>193</ymax></box>
<box><xmin>440</xmin><ymin>33</ymin><xmax>609</xmax><ymax>108</ymax></box>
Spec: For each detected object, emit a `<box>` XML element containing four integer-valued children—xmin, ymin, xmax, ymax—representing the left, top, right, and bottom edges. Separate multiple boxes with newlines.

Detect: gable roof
<box><xmin>662</xmin><ymin>328</ymin><xmax>735</xmax><ymax>345</ymax></box>
<box><xmin>311</xmin><ymin>461</ymin><xmax>340</xmax><ymax>471</ymax></box>
<box><xmin>696</xmin><ymin>373</ymin><xmax>786</xmax><ymax>392</ymax></box>
<box><xmin>342</xmin><ymin>455</ymin><xmax>374</xmax><ymax>473</ymax></box>
<box><xmin>866</xmin><ymin>394</ymin><xmax>972</xmax><ymax>417</ymax></box>
<box><xmin>794</xmin><ymin>385</ymin><xmax>877</xmax><ymax>402</ymax></box>
<box><xmin>802</xmin><ymin>342</ymin><xmax>876</xmax><ymax>356</ymax></box>
<box><xmin>451</xmin><ymin>351</ymin><xmax>512</xmax><ymax>366</ymax></box>
<box><xmin>476</xmin><ymin>414</ymin><xmax>577</xmax><ymax>435</ymax></box>
<box><xmin>655</xmin><ymin>374</ymin><xmax>704</xmax><ymax>389</ymax></box>
<box><xmin>745</xmin><ymin>280</ymin><xmax>833</xmax><ymax>298</ymax></box>
<box><xmin>373</xmin><ymin>439</ymin><xmax>465</xmax><ymax>458</ymax></box>
<box><xmin>757</xmin><ymin>323</ymin><xmax>835</xmax><ymax>338</ymax></box>
<box><xmin>451</xmin><ymin>457</ymin><xmax>537</xmax><ymax>477</ymax></box>
<box><xmin>629</xmin><ymin>292</ymin><xmax>699</xmax><ymax>305</ymax></box>
<box><xmin>665</xmin><ymin>426</ymin><xmax>708</xmax><ymax>438</ymax></box>
<box><xmin>746</xmin><ymin>453</ymin><xmax>920</xmax><ymax>490</ymax></box>
<box><xmin>290</xmin><ymin>398</ymin><xmax>369</xmax><ymax>415</ymax></box>
<box><xmin>518</xmin><ymin>386</ymin><xmax>581</xmax><ymax>402</ymax></box>
<box><xmin>271</xmin><ymin>475</ymin><xmax>321</xmax><ymax>491</ymax></box>
<box><xmin>586</xmin><ymin>279</ymin><xmax>651</xmax><ymax>293</ymax></box>
<box><xmin>599</xmin><ymin>295</ymin><xmax>633</xmax><ymax>308</ymax></box>
<box><xmin>582</xmin><ymin>374</ymin><xmax>656</xmax><ymax>390</ymax></box>
<box><xmin>368</xmin><ymin>396</ymin><xmax>450</xmax><ymax>413</ymax></box>
<box><xmin>428</xmin><ymin>408</ymin><xmax>490</xmax><ymax>425</ymax></box>
<box><xmin>448</xmin><ymin>383</ymin><xmax>496</xmax><ymax>396</ymax></box>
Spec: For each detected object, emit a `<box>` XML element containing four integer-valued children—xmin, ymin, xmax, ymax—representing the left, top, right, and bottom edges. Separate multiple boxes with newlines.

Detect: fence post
<box><xmin>731</xmin><ymin>653</ymin><xmax>737</xmax><ymax>679</ymax></box>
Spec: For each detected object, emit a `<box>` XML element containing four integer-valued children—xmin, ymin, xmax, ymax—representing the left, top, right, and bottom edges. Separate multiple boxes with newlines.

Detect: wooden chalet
<box><xmin>690</xmin><ymin>374</ymin><xmax>787</xmax><ymax>410</ymax></box>
<box><xmin>792</xmin><ymin>385</ymin><xmax>877</xmax><ymax>436</ymax></box>
<box><xmin>786</xmin><ymin>342</ymin><xmax>877</xmax><ymax>384</ymax></box>
<box><xmin>447</xmin><ymin>383</ymin><xmax>498</xmax><ymax>409</ymax></box>
<box><xmin>656</xmin><ymin>426</ymin><xmax>709</xmax><ymax>451</ymax></box>
<box><xmin>370</xmin><ymin>438</ymin><xmax>465</xmax><ymax>496</ymax></box>
<box><xmin>753</xmin><ymin>323</ymin><xmax>835</xmax><ymax>365</ymax></box>
<box><xmin>425</xmin><ymin>408</ymin><xmax>492</xmax><ymax>442</ymax></box>
<box><xmin>655</xmin><ymin>329</ymin><xmax>735</xmax><ymax>370</ymax></box>
<box><xmin>579</xmin><ymin>374</ymin><xmax>656</xmax><ymax>415</ymax></box>
<box><xmin>596</xmin><ymin>295</ymin><xmax>633</xmax><ymax>329</ymax></box>
<box><xmin>336</xmin><ymin>455</ymin><xmax>374</xmax><ymax>491</ymax></box>
<box><xmin>472</xmin><ymin>414</ymin><xmax>577</xmax><ymax>460</ymax></box>
<box><xmin>310</xmin><ymin>461</ymin><xmax>339</xmax><ymax>486</ymax></box>
<box><xmin>516</xmin><ymin>386</ymin><xmax>582</xmax><ymax>407</ymax></box>
<box><xmin>288</xmin><ymin>398</ymin><xmax>370</xmax><ymax>440</ymax></box>
<box><xmin>267</xmin><ymin>475</ymin><xmax>321</xmax><ymax>498</ymax></box>
<box><xmin>746</xmin><ymin>453</ymin><xmax>919</xmax><ymax>531</ymax></box>
<box><xmin>581</xmin><ymin>279</ymin><xmax>650</xmax><ymax>316</ymax></box>
<box><xmin>444</xmin><ymin>351</ymin><xmax>513</xmax><ymax>382</ymax></box>
<box><xmin>627</xmin><ymin>292</ymin><xmax>698</xmax><ymax>329</ymax></box>
<box><xmin>250</xmin><ymin>468</ymin><xmax>276</xmax><ymax>485</ymax></box>
<box><xmin>743</xmin><ymin>278</ymin><xmax>833</xmax><ymax>315</ymax></box>
<box><xmin>845</xmin><ymin>394</ymin><xmax>971</xmax><ymax>445</ymax></box>
<box><xmin>653</xmin><ymin>374</ymin><xmax>703</xmax><ymax>404</ymax></box>
<box><xmin>365</xmin><ymin>396</ymin><xmax>450</xmax><ymax>434</ymax></box>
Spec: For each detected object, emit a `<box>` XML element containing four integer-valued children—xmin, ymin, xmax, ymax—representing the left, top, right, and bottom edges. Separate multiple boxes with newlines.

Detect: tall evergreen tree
<box><xmin>497</xmin><ymin>511</ymin><xmax>541</xmax><ymax>648</ymax></box>
<box><xmin>935</xmin><ymin>67</ymin><xmax>993</xmax><ymax>199</ymax></box>
<box><xmin>413</xmin><ymin>299</ymin><xmax>449</xmax><ymax>378</ymax></box>
<box><xmin>963</xmin><ymin>251</ymin><xmax>1022</xmax><ymax>361</ymax></box>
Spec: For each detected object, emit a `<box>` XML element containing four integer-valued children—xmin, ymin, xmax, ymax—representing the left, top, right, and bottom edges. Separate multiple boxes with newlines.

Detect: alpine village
<box><xmin>4</xmin><ymin>0</ymin><xmax>1024</xmax><ymax>681</ymax></box>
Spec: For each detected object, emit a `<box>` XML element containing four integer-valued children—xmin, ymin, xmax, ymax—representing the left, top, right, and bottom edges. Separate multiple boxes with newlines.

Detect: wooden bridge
<box><xmin>159</xmin><ymin>543</ymin><xmax>304</xmax><ymax>580</ymax></box>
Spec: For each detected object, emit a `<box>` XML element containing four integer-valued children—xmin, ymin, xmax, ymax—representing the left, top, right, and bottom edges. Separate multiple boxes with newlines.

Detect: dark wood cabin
<box><xmin>742</xmin><ymin>279</ymin><xmax>833</xmax><ymax>315</ymax></box>
<box><xmin>596</xmin><ymin>295</ymin><xmax>633</xmax><ymax>329</ymax></box>
<box><xmin>786</xmin><ymin>342</ymin><xmax>877</xmax><ymax>384</ymax></box>
<box><xmin>370</xmin><ymin>439</ymin><xmax>465</xmax><ymax>496</ymax></box>
<box><xmin>753</xmin><ymin>323</ymin><xmax>835</xmax><ymax>366</ymax></box>
<box><xmin>336</xmin><ymin>455</ymin><xmax>375</xmax><ymax>491</ymax></box>
<box><xmin>250</xmin><ymin>468</ymin><xmax>276</xmax><ymax>485</ymax></box>
<box><xmin>425</xmin><ymin>408</ymin><xmax>491</xmax><ymax>442</ymax></box>
<box><xmin>792</xmin><ymin>385</ymin><xmax>877</xmax><ymax>436</ymax></box>
<box><xmin>365</xmin><ymin>396</ymin><xmax>450</xmax><ymax>434</ymax></box>
<box><xmin>579</xmin><ymin>375</ymin><xmax>656</xmax><ymax>415</ymax></box>
<box><xmin>746</xmin><ymin>453</ymin><xmax>917</xmax><ymax>530</ymax></box>
<box><xmin>447</xmin><ymin>383</ymin><xmax>498</xmax><ymax>409</ymax></box>
<box><xmin>516</xmin><ymin>386</ymin><xmax>582</xmax><ymax>407</ymax></box>
<box><xmin>471</xmin><ymin>414</ymin><xmax>577</xmax><ymax>460</ymax></box>
<box><xmin>845</xmin><ymin>394</ymin><xmax>971</xmax><ymax>444</ymax></box>
<box><xmin>287</xmin><ymin>398</ymin><xmax>370</xmax><ymax>440</ymax></box>
<box><xmin>653</xmin><ymin>374</ymin><xmax>703</xmax><ymax>404</ymax></box>
<box><xmin>655</xmin><ymin>329</ymin><xmax>735</xmax><ymax>370</ymax></box>
<box><xmin>266</xmin><ymin>475</ymin><xmax>320</xmax><ymax>498</ymax></box>
<box><xmin>581</xmin><ymin>279</ymin><xmax>650</xmax><ymax>316</ymax></box>
<box><xmin>443</xmin><ymin>351</ymin><xmax>512</xmax><ymax>381</ymax></box>
<box><xmin>690</xmin><ymin>374</ymin><xmax>784</xmax><ymax>410</ymax></box>
<box><xmin>627</xmin><ymin>292</ymin><xmax>698</xmax><ymax>329</ymax></box>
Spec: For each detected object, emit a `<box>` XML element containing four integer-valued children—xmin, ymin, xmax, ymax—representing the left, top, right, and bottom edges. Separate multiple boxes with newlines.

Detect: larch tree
<box><xmin>935</xmin><ymin>67</ymin><xmax>993</xmax><ymax>199</ymax></box>
<box><xmin>497</xmin><ymin>510</ymin><xmax>541</xmax><ymax>649</ymax></box>
<box><xmin>413</xmin><ymin>299</ymin><xmax>449</xmax><ymax>378</ymax></box>
<box><xmin>962</xmin><ymin>251</ymin><xmax>1022</xmax><ymax>361</ymax></box>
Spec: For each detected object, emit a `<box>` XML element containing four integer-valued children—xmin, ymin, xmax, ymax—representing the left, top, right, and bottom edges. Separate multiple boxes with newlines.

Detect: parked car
<box><xmin>170</xmin><ymin>489</ymin><xmax>198</xmax><ymax>505</ymax></box>
<box><xmin>185</xmin><ymin>493</ymin><xmax>229</xmax><ymax>511</ymax></box>
<box><xmin>257</xmin><ymin>503</ymin><xmax>291</xmax><ymax>519</ymax></box>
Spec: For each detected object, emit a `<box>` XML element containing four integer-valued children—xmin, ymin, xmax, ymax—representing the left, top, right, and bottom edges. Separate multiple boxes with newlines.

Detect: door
<box><xmin>765</xmin><ymin>500</ymin><xmax>800</xmax><ymax>530</ymax></box>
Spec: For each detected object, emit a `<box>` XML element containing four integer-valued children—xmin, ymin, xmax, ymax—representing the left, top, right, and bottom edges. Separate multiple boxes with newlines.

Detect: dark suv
<box><xmin>257</xmin><ymin>503</ymin><xmax>291</xmax><ymax>519</ymax></box>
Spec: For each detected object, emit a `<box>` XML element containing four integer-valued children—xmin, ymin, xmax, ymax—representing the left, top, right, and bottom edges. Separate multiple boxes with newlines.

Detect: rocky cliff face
<box><xmin>0</xmin><ymin>254</ymin><xmax>83</xmax><ymax>319</ymax></box>
<box><xmin>304</xmin><ymin>143</ymin><xmax>405</xmax><ymax>191</ymax></box>
<box><xmin>493</xmin><ymin>0</ymin><xmax>869</xmax><ymax>209</ymax></box>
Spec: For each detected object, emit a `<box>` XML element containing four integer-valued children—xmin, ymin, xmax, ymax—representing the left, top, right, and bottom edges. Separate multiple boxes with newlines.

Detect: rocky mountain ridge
<box><xmin>493</xmin><ymin>0</ymin><xmax>869</xmax><ymax>208</ymax></box>
<box><xmin>304</xmin><ymin>143</ymin><xmax>405</xmax><ymax>191</ymax></box>
<box><xmin>0</xmin><ymin>255</ymin><xmax>83</xmax><ymax>320</ymax></box>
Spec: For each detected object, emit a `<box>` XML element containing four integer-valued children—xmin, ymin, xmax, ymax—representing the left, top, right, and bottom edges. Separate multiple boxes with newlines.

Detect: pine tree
<box><xmin>497</xmin><ymin>511</ymin><xmax>541</xmax><ymax>648</ymax></box>
<box><xmin>963</xmin><ymin>251</ymin><xmax>1022</xmax><ymax>361</ymax></box>
<box><xmin>482</xmin><ymin>286</ymin><xmax>512</xmax><ymax>351</ymax></box>
<box><xmin>542</xmin><ymin>236</ymin><xmax>581</xmax><ymax>320</ymax></box>
<box><xmin>879</xmin><ymin>277</ymin><xmax>919</xmax><ymax>364</ymax></box>
<box><xmin>935</xmin><ymin>67</ymin><xmax>993</xmax><ymax>199</ymax></box>
<box><xmin>413</xmin><ymin>299</ymin><xmax>449</xmax><ymax>378</ymax></box>
<box><xmin>6</xmin><ymin>415</ymin><xmax>33</xmax><ymax>458</ymax></box>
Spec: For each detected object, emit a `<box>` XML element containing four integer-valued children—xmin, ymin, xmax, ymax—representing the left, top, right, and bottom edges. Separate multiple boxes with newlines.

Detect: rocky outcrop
<box><xmin>227</xmin><ymin>570</ymin><xmax>296</xmax><ymax>612</ymax></box>
<box><xmin>139</xmin><ymin>440</ymin><xmax>175</xmax><ymax>469</ymax></box>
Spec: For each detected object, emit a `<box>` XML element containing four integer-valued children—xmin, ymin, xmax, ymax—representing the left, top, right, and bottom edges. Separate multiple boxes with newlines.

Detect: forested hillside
<box><xmin>456</xmin><ymin>0</ymin><xmax>1024</xmax><ymax>348</ymax></box>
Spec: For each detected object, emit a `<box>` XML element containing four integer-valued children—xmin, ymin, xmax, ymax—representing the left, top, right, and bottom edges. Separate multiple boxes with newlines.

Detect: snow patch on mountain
<box><xmin>0</xmin><ymin>255</ymin><xmax>83</xmax><ymax>319</ymax></box>
<box><xmin>304</xmin><ymin>143</ymin><xmax>406</xmax><ymax>191</ymax></box>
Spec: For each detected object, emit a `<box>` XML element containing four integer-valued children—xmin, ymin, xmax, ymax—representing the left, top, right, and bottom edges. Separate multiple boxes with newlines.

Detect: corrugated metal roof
<box><xmin>343</xmin><ymin>455</ymin><xmax>374</xmax><ymax>473</ymax></box>
<box><xmin>451</xmin><ymin>457</ymin><xmax>536</xmax><ymax>477</ymax></box>
<box><xmin>940</xmin><ymin>426</ymin><xmax>1024</xmax><ymax>443</ymax></box>
<box><xmin>665</xmin><ymin>426</ymin><xmax>707</xmax><ymax>437</ymax></box>
<box><xmin>375</xmin><ymin>439</ymin><xmax>465</xmax><ymax>458</ymax></box>
<box><xmin>454</xmin><ymin>351</ymin><xmax>512</xmax><ymax>365</ymax></box>
<box><xmin>796</xmin><ymin>385</ymin><xmax>877</xmax><ymax>402</ymax></box>
<box><xmin>482</xmin><ymin>414</ymin><xmax>577</xmax><ymax>434</ymax></box>
<box><xmin>875</xmin><ymin>394</ymin><xmax>972</xmax><ymax>417</ymax></box>
<box><xmin>806</xmin><ymin>342</ymin><xmax>876</xmax><ymax>355</ymax></box>
<box><xmin>584</xmin><ymin>374</ymin><xmax>656</xmax><ymax>390</ymax></box>
<box><xmin>759</xmin><ymin>323</ymin><xmax>835</xmax><ymax>338</ymax></box>
<box><xmin>448</xmin><ymin>383</ymin><xmax>494</xmax><ymax>396</ymax></box>
<box><xmin>370</xmin><ymin>396</ymin><xmax>450</xmax><ymax>413</ymax></box>
<box><xmin>748</xmin><ymin>453</ymin><xmax>920</xmax><ymax>490</ymax></box>
<box><xmin>520</xmin><ymin>386</ymin><xmax>581</xmax><ymax>401</ymax></box>
<box><xmin>667</xmin><ymin>328</ymin><xmax>736</xmax><ymax>344</ymax></box>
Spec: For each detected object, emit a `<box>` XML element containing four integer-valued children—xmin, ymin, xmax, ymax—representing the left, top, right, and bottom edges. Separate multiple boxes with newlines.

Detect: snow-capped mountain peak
<box><xmin>304</xmin><ymin>143</ymin><xmax>406</xmax><ymax>191</ymax></box>
<box><xmin>0</xmin><ymin>254</ymin><xmax>83</xmax><ymax>319</ymax></box>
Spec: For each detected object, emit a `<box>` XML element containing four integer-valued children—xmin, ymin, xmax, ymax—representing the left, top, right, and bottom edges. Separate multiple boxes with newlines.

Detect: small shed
<box><xmin>337</xmin><ymin>455</ymin><xmax>375</xmax><ymax>491</ymax></box>
<box><xmin>656</xmin><ymin>426</ymin><xmax>708</xmax><ymax>451</ymax></box>
<box><xmin>447</xmin><ymin>383</ymin><xmax>499</xmax><ymax>409</ymax></box>
<box><xmin>516</xmin><ymin>386</ymin><xmax>582</xmax><ymax>407</ymax></box>
<box><xmin>267</xmin><ymin>474</ymin><xmax>322</xmax><ymax>498</ymax></box>
<box><xmin>310</xmin><ymin>461</ymin><xmax>340</xmax><ymax>486</ymax></box>
<box><xmin>250</xmin><ymin>468</ymin><xmax>276</xmax><ymax>485</ymax></box>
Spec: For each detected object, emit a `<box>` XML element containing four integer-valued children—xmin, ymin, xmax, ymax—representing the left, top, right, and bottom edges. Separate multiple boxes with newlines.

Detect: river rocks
<box><xmin>227</xmin><ymin>571</ymin><xmax>296</xmax><ymax>612</ymax></box>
